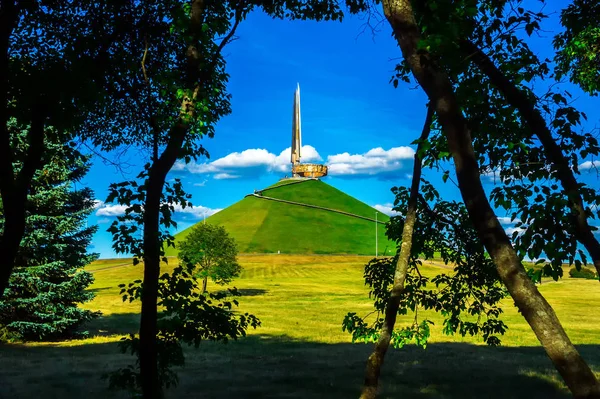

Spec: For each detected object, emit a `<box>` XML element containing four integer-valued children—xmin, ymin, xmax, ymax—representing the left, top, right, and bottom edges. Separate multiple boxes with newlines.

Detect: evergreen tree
<box><xmin>0</xmin><ymin>119</ymin><xmax>99</xmax><ymax>341</ymax></box>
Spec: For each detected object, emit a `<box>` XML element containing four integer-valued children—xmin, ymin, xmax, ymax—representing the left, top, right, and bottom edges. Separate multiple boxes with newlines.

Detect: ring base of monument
<box><xmin>292</xmin><ymin>163</ymin><xmax>328</xmax><ymax>178</ymax></box>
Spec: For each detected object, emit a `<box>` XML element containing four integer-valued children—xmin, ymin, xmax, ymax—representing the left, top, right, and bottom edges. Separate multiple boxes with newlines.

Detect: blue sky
<box><xmin>84</xmin><ymin>2</ymin><xmax>600</xmax><ymax>259</ymax></box>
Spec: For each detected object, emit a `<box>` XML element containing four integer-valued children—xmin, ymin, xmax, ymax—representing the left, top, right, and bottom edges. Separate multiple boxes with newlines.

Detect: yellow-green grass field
<box><xmin>1</xmin><ymin>255</ymin><xmax>600</xmax><ymax>398</ymax></box>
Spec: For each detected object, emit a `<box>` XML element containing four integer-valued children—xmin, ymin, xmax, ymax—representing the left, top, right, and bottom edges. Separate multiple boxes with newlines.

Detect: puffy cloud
<box><xmin>173</xmin><ymin>145</ymin><xmax>416</xmax><ymax>181</ymax></box>
<box><xmin>174</xmin><ymin>145</ymin><xmax>321</xmax><ymax>179</ymax></box>
<box><xmin>171</xmin><ymin>204</ymin><xmax>222</xmax><ymax>220</ymax></box>
<box><xmin>214</xmin><ymin>173</ymin><xmax>241</xmax><ymax>180</ymax></box>
<box><xmin>326</xmin><ymin>146</ymin><xmax>414</xmax><ymax>179</ymax></box>
<box><xmin>273</xmin><ymin>145</ymin><xmax>322</xmax><ymax>171</ymax></box>
<box><xmin>481</xmin><ymin>167</ymin><xmax>501</xmax><ymax>182</ymax></box>
<box><xmin>373</xmin><ymin>203</ymin><xmax>400</xmax><ymax>216</ymax></box>
<box><xmin>505</xmin><ymin>226</ymin><xmax>526</xmax><ymax>236</ymax></box>
<box><xmin>95</xmin><ymin>202</ymin><xmax>221</xmax><ymax>221</ymax></box>
<box><xmin>580</xmin><ymin>160</ymin><xmax>599</xmax><ymax>170</ymax></box>
<box><xmin>212</xmin><ymin>148</ymin><xmax>276</xmax><ymax>169</ymax></box>
<box><xmin>500</xmin><ymin>216</ymin><xmax>525</xmax><ymax>236</ymax></box>
<box><xmin>96</xmin><ymin>204</ymin><xmax>129</xmax><ymax>217</ymax></box>
<box><xmin>498</xmin><ymin>216</ymin><xmax>521</xmax><ymax>225</ymax></box>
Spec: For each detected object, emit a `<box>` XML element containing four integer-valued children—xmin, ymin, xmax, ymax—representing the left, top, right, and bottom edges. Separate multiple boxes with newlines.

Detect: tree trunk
<box><xmin>361</xmin><ymin>103</ymin><xmax>434</xmax><ymax>399</ymax></box>
<box><xmin>138</xmin><ymin>2</ymin><xmax>242</xmax><ymax>395</ymax></box>
<box><xmin>139</xmin><ymin>177</ymin><xmax>162</xmax><ymax>399</ymax></box>
<box><xmin>460</xmin><ymin>39</ymin><xmax>600</xmax><ymax>279</ymax></box>
<box><xmin>0</xmin><ymin>113</ymin><xmax>45</xmax><ymax>299</ymax></box>
<box><xmin>0</xmin><ymin>0</ymin><xmax>21</xmax><ymax>299</ymax></box>
<box><xmin>381</xmin><ymin>0</ymin><xmax>600</xmax><ymax>397</ymax></box>
<box><xmin>0</xmin><ymin>194</ymin><xmax>25</xmax><ymax>297</ymax></box>
<box><xmin>139</xmin><ymin>127</ymin><xmax>186</xmax><ymax>399</ymax></box>
<box><xmin>202</xmin><ymin>276</ymin><xmax>208</xmax><ymax>293</ymax></box>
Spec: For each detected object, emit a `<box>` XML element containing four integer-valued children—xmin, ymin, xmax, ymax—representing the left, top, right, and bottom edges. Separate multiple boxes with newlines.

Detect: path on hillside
<box><xmin>245</xmin><ymin>193</ymin><xmax>386</xmax><ymax>224</ymax></box>
<box><xmin>257</xmin><ymin>178</ymin><xmax>318</xmax><ymax>194</ymax></box>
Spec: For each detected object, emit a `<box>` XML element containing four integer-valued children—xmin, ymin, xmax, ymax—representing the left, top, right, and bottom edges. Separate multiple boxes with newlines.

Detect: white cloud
<box><xmin>96</xmin><ymin>204</ymin><xmax>129</xmax><ymax>217</ymax></box>
<box><xmin>174</xmin><ymin>145</ymin><xmax>321</xmax><ymax>178</ymax></box>
<box><xmin>174</xmin><ymin>145</ymin><xmax>415</xmax><ymax>180</ymax></box>
<box><xmin>171</xmin><ymin>162</ymin><xmax>188</xmax><ymax>172</ymax></box>
<box><xmin>95</xmin><ymin>202</ymin><xmax>222</xmax><ymax>221</ymax></box>
<box><xmin>326</xmin><ymin>146</ymin><xmax>414</xmax><ymax>178</ymax></box>
<box><xmin>214</xmin><ymin>173</ymin><xmax>241</xmax><ymax>180</ymax></box>
<box><xmin>481</xmin><ymin>167</ymin><xmax>501</xmax><ymax>182</ymax></box>
<box><xmin>498</xmin><ymin>216</ymin><xmax>521</xmax><ymax>225</ymax></box>
<box><xmin>373</xmin><ymin>203</ymin><xmax>400</xmax><ymax>216</ymax></box>
<box><xmin>506</xmin><ymin>226</ymin><xmax>526</xmax><ymax>236</ymax></box>
<box><xmin>193</xmin><ymin>180</ymin><xmax>208</xmax><ymax>187</ymax></box>
<box><xmin>580</xmin><ymin>160</ymin><xmax>599</xmax><ymax>170</ymax></box>
<box><xmin>273</xmin><ymin>145</ymin><xmax>322</xmax><ymax>171</ymax></box>
<box><xmin>171</xmin><ymin>204</ymin><xmax>222</xmax><ymax>220</ymax></box>
<box><xmin>212</xmin><ymin>148</ymin><xmax>276</xmax><ymax>169</ymax></box>
<box><xmin>93</xmin><ymin>200</ymin><xmax>104</xmax><ymax>209</ymax></box>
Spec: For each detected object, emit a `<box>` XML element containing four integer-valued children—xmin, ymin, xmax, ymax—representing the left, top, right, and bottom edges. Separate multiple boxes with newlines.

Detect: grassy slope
<box><xmin>1</xmin><ymin>256</ymin><xmax>599</xmax><ymax>398</ymax></box>
<box><xmin>262</xmin><ymin>179</ymin><xmax>383</xmax><ymax>218</ymax></box>
<box><xmin>166</xmin><ymin>179</ymin><xmax>396</xmax><ymax>256</ymax></box>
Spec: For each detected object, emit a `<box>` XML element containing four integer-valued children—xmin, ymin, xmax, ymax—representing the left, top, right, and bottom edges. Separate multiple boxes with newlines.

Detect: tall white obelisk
<box><xmin>291</xmin><ymin>83</ymin><xmax>302</xmax><ymax>176</ymax></box>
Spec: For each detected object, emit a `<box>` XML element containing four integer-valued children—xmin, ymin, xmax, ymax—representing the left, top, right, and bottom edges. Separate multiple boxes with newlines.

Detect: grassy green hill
<box><xmin>167</xmin><ymin>179</ymin><xmax>397</xmax><ymax>256</ymax></box>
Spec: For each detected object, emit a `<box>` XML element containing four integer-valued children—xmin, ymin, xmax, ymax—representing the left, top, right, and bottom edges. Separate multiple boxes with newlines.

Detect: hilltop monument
<box><xmin>290</xmin><ymin>84</ymin><xmax>328</xmax><ymax>179</ymax></box>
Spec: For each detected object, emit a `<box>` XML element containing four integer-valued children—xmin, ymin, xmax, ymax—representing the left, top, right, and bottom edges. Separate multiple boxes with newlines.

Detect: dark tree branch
<box><xmin>360</xmin><ymin>102</ymin><xmax>434</xmax><ymax>399</ymax></box>
<box><xmin>460</xmin><ymin>39</ymin><xmax>600</xmax><ymax>279</ymax></box>
<box><xmin>382</xmin><ymin>0</ymin><xmax>600</xmax><ymax>395</ymax></box>
<box><xmin>0</xmin><ymin>0</ymin><xmax>20</xmax><ymax>195</ymax></box>
<box><xmin>15</xmin><ymin>106</ymin><xmax>46</xmax><ymax>193</ymax></box>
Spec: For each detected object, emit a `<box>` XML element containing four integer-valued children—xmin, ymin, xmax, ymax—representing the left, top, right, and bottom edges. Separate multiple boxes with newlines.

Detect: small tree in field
<box><xmin>178</xmin><ymin>224</ymin><xmax>241</xmax><ymax>293</ymax></box>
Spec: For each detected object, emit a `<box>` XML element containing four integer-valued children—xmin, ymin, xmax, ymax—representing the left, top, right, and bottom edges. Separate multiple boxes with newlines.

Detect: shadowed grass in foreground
<box><xmin>1</xmin><ymin>334</ymin><xmax>598</xmax><ymax>398</ymax></box>
<box><xmin>1</xmin><ymin>255</ymin><xmax>599</xmax><ymax>398</ymax></box>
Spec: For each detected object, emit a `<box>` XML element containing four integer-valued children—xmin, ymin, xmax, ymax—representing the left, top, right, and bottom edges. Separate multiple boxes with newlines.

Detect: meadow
<box><xmin>1</xmin><ymin>255</ymin><xmax>600</xmax><ymax>398</ymax></box>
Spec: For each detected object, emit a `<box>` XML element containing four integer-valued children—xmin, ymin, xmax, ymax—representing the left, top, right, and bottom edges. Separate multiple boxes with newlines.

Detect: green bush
<box><xmin>569</xmin><ymin>267</ymin><xmax>597</xmax><ymax>280</ymax></box>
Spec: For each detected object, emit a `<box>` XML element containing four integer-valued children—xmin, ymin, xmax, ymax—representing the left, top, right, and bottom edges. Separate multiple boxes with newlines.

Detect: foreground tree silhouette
<box><xmin>178</xmin><ymin>224</ymin><xmax>241</xmax><ymax>293</ymax></box>
<box><xmin>383</xmin><ymin>0</ymin><xmax>600</xmax><ymax>282</ymax></box>
<box><xmin>358</xmin><ymin>103</ymin><xmax>433</xmax><ymax>398</ymax></box>
<box><xmin>98</xmin><ymin>2</ymin><xmax>345</xmax><ymax>398</ymax></box>
<box><xmin>101</xmin><ymin>2</ymin><xmax>246</xmax><ymax>396</ymax></box>
<box><xmin>0</xmin><ymin>2</ymin><xmax>134</xmax><ymax>297</ymax></box>
<box><xmin>378</xmin><ymin>0</ymin><xmax>600</xmax><ymax>396</ymax></box>
<box><xmin>345</xmin><ymin>106</ymin><xmax>506</xmax><ymax>398</ymax></box>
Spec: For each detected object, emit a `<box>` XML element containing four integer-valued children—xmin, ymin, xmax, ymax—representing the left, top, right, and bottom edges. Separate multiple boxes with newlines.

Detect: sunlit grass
<box><xmin>1</xmin><ymin>255</ymin><xmax>599</xmax><ymax>398</ymax></box>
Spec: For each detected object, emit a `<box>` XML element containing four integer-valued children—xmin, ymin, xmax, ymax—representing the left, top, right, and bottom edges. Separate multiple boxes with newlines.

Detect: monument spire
<box><xmin>288</xmin><ymin>83</ymin><xmax>328</xmax><ymax>179</ymax></box>
<box><xmin>291</xmin><ymin>83</ymin><xmax>302</xmax><ymax>170</ymax></box>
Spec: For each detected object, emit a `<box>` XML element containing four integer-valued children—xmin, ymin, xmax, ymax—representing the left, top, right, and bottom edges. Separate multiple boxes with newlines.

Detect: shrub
<box><xmin>569</xmin><ymin>267</ymin><xmax>597</xmax><ymax>280</ymax></box>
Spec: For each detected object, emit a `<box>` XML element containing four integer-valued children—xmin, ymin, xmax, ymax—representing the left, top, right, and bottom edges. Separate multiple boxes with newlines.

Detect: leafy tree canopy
<box><xmin>382</xmin><ymin>0</ymin><xmax>600</xmax><ymax>277</ymax></box>
<box><xmin>554</xmin><ymin>0</ymin><xmax>600</xmax><ymax>96</ymax></box>
<box><xmin>344</xmin><ymin>180</ymin><xmax>508</xmax><ymax>348</ymax></box>
<box><xmin>178</xmin><ymin>223</ymin><xmax>241</xmax><ymax>292</ymax></box>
